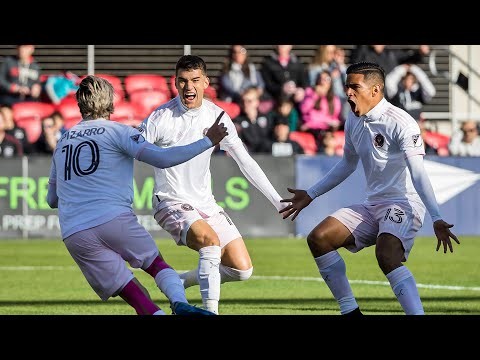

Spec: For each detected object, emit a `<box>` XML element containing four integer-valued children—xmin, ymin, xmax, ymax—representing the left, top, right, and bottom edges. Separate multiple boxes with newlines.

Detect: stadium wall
<box><xmin>0</xmin><ymin>155</ymin><xmax>295</xmax><ymax>239</ymax></box>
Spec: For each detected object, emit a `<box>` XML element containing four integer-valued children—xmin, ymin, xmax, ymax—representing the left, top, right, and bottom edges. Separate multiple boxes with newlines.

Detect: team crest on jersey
<box><xmin>181</xmin><ymin>203</ymin><xmax>194</xmax><ymax>211</ymax></box>
<box><xmin>373</xmin><ymin>133</ymin><xmax>385</xmax><ymax>148</ymax></box>
<box><xmin>412</xmin><ymin>134</ymin><xmax>423</xmax><ymax>147</ymax></box>
<box><xmin>130</xmin><ymin>133</ymin><xmax>145</xmax><ymax>144</ymax></box>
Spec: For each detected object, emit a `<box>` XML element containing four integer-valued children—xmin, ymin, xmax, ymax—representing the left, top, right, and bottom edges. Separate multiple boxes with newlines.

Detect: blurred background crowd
<box><xmin>1</xmin><ymin>44</ymin><xmax>479</xmax><ymax>159</ymax></box>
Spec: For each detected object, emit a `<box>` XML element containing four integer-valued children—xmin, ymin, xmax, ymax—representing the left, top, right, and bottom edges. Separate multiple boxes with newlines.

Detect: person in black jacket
<box><xmin>350</xmin><ymin>45</ymin><xmax>430</xmax><ymax>76</ymax></box>
<box><xmin>0</xmin><ymin>104</ymin><xmax>33</xmax><ymax>154</ymax></box>
<box><xmin>260</xmin><ymin>45</ymin><xmax>309</xmax><ymax>105</ymax></box>
<box><xmin>0</xmin><ymin>45</ymin><xmax>42</xmax><ymax>106</ymax></box>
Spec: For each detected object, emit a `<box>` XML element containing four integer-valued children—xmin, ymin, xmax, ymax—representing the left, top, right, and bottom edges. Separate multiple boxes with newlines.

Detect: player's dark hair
<box><xmin>346</xmin><ymin>61</ymin><xmax>385</xmax><ymax>88</ymax></box>
<box><xmin>175</xmin><ymin>55</ymin><xmax>208</xmax><ymax>76</ymax></box>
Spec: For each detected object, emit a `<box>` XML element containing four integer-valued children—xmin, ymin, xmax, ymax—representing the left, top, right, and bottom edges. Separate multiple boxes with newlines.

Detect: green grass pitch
<box><xmin>0</xmin><ymin>236</ymin><xmax>479</xmax><ymax>315</ymax></box>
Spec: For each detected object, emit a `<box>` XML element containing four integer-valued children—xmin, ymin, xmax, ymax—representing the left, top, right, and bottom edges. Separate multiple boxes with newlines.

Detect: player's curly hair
<box><xmin>76</xmin><ymin>75</ymin><xmax>115</xmax><ymax>120</ymax></box>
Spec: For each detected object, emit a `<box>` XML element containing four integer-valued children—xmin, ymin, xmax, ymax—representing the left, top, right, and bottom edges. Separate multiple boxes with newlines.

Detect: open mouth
<box><xmin>348</xmin><ymin>99</ymin><xmax>355</xmax><ymax>110</ymax></box>
<box><xmin>184</xmin><ymin>93</ymin><xmax>196</xmax><ymax>102</ymax></box>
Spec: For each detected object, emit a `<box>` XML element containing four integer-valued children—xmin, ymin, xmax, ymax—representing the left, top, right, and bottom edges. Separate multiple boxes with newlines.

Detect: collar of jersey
<box><xmin>363</xmin><ymin>97</ymin><xmax>387</xmax><ymax>122</ymax></box>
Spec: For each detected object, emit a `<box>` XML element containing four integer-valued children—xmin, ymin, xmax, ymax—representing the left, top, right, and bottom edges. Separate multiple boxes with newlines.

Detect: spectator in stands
<box><xmin>299</xmin><ymin>70</ymin><xmax>342</xmax><ymax>149</ymax></box>
<box><xmin>308</xmin><ymin>45</ymin><xmax>349</xmax><ymax>122</ymax></box>
<box><xmin>33</xmin><ymin>115</ymin><xmax>61</xmax><ymax>155</ymax></box>
<box><xmin>350</xmin><ymin>45</ymin><xmax>430</xmax><ymax>77</ymax></box>
<box><xmin>218</xmin><ymin>45</ymin><xmax>265</xmax><ymax>105</ymax></box>
<box><xmin>0</xmin><ymin>103</ymin><xmax>33</xmax><ymax>154</ymax></box>
<box><xmin>51</xmin><ymin>110</ymin><xmax>67</xmax><ymax>135</ymax></box>
<box><xmin>419</xmin><ymin>120</ymin><xmax>443</xmax><ymax>156</ymax></box>
<box><xmin>270</xmin><ymin>95</ymin><xmax>301</xmax><ymax>132</ymax></box>
<box><xmin>448</xmin><ymin>120</ymin><xmax>480</xmax><ymax>157</ymax></box>
<box><xmin>44</xmin><ymin>71</ymin><xmax>80</xmax><ymax>105</ymax></box>
<box><xmin>385</xmin><ymin>64</ymin><xmax>436</xmax><ymax>122</ymax></box>
<box><xmin>317</xmin><ymin>130</ymin><xmax>339</xmax><ymax>157</ymax></box>
<box><xmin>271</xmin><ymin>116</ymin><xmax>304</xmax><ymax>157</ymax></box>
<box><xmin>0</xmin><ymin>45</ymin><xmax>42</xmax><ymax>106</ymax></box>
<box><xmin>260</xmin><ymin>45</ymin><xmax>309</xmax><ymax>106</ymax></box>
<box><xmin>0</xmin><ymin>110</ymin><xmax>23</xmax><ymax>157</ymax></box>
<box><xmin>233</xmin><ymin>87</ymin><xmax>275</xmax><ymax>153</ymax></box>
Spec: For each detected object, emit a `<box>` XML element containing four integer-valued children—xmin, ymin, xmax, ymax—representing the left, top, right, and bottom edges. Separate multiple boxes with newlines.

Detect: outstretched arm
<box><xmin>306</xmin><ymin>150</ymin><xmax>359</xmax><ymax>199</ymax></box>
<box><xmin>280</xmin><ymin>153</ymin><xmax>359</xmax><ymax>220</ymax></box>
<box><xmin>227</xmin><ymin>142</ymin><xmax>284</xmax><ymax>211</ymax></box>
<box><xmin>406</xmin><ymin>154</ymin><xmax>460</xmax><ymax>253</ymax></box>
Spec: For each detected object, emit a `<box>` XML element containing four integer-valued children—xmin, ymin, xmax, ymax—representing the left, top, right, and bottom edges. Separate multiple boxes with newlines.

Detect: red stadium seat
<box><xmin>124</xmin><ymin>74</ymin><xmax>169</xmax><ymax>97</ymax></box>
<box><xmin>111</xmin><ymin>101</ymin><xmax>141</xmax><ymax>126</ymax></box>
<box><xmin>212</xmin><ymin>99</ymin><xmax>241</xmax><ymax>119</ymax></box>
<box><xmin>129</xmin><ymin>90</ymin><xmax>170</xmax><ymax>119</ymax></box>
<box><xmin>56</xmin><ymin>97</ymin><xmax>82</xmax><ymax>129</ymax></box>
<box><xmin>333</xmin><ymin>130</ymin><xmax>345</xmax><ymax>156</ymax></box>
<box><xmin>170</xmin><ymin>75</ymin><xmax>178</xmax><ymax>97</ymax></box>
<box><xmin>204</xmin><ymin>85</ymin><xmax>217</xmax><ymax>100</ymax></box>
<box><xmin>12</xmin><ymin>102</ymin><xmax>56</xmax><ymax>142</ymax></box>
<box><xmin>422</xmin><ymin>130</ymin><xmax>450</xmax><ymax>156</ymax></box>
<box><xmin>289</xmin><ymin>131</ymin><xmax>318</xmax><ymax>155</ymax></box>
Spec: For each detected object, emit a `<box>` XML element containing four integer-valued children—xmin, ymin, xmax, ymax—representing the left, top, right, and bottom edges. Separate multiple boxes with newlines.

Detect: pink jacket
<box><xmin>299</xmin><ymin>87</ymin><xmax>341</xmax><ymax>130</ymax></box>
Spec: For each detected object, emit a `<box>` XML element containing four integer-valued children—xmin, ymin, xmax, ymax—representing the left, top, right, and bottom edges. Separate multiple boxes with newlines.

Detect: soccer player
<box><xmin>279</xmin><ymin>62</ymin><xmax>460</xmax><ymax>315</ymax></box>
<box><xmin>46</xmin><ymin>75</ymin><xmax>228</xmax><ymax>315</ymax></box>
<box><xmin>140</xmin><ymin>55</ymin><xmax>285</xmax><ymax>314</ymax></box>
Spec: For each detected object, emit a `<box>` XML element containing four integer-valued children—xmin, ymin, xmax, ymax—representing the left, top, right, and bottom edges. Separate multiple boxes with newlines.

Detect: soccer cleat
<box><xmin>171</xmin><ymin>302</ymin><xmax>217</xmax><ymax>316</ymax></box>
<box><xmin>343</xmin><ymin>307</ymin><xmax>364</xmax><ymax>316</ymax></box>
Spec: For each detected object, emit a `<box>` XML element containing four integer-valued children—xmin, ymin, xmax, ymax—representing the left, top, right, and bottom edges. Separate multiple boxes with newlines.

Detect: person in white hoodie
<box><xmin>385</xmin><ymin>63</ymin><xmax>436</xmax><ymax>122</ymax></box>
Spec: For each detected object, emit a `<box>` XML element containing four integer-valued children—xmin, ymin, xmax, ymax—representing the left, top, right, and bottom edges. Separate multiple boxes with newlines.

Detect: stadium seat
<box><xmin>423</xmin><ymin>130</ymin><xmax>450</xmax><ymax>156</ymax></box>
<box><xmin>12</xmin><ymin>102</ymin><xmax>56</xmax><ymax>143</ymax></box>
<box><xmin>333</xmin><ymin>130</ymin><xmax>345</xmax><ymax>156</ymax></box>
<box><xmin>124</xmin><ymin>74</ymin><xmax>170</xmax><ymax>97</ymax></box>
<box><xmin>170</xmin><ymin>75</ymin><xmax>178</xmax><ymax>97</ymax></box>
<box><xmin>289</xmin><ymin>131</ymin><xmax>318</xmax><ymax>155</ymax></box>
<box><xmin>56</xmin><ymin>97</ymin><xmax>82</xmax><ymax>129</ymax></box>
<box><xmin>204</xmin><ymin>85</ymin><xmax>217</xmax><ymax>100</ymax></box>
<box><xmin>212</xmin><ymin>99</ymin><xmax>241</xmax><ymax>119</ymax></box>
<box><xmin>111</xmin><ymin>101</ymin><xmax>141</xmax><ymax>126</ymax></box>
<box><xmin>129</xmin><ymin>90</ymin><xmax>170</xmax><ymax>119</ymax></box>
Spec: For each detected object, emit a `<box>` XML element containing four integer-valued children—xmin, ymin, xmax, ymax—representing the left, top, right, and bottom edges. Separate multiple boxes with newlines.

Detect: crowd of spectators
<box><xmin>1</xmin><ymin>44</ymin><xmax>479</xmax><ymax>159</ymax></box>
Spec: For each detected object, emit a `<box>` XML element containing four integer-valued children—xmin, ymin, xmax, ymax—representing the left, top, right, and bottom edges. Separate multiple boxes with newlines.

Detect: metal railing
<box><xmin>428</xmin><ymin>45</ymin><xmax>480</xmax><ymax>131</ymax></box>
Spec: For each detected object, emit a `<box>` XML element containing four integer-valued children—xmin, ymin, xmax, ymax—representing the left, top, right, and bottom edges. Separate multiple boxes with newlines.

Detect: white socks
<box><xmin>198</xmin><ymin>246</ymin><xmax>221</xmax><ymax>314</ymax></box>
<box><xmin>386</xmin><ymin>266</ymin><xmax>424</xmax><ymax>315</ymax></box>
<box><xmin>155</xmin><ymin>267</ymin><xmax>188</xmax><ymax>305</ymax></box>
<box><xmin>180</xmin><ymin>264</ymin><xmax>253</xmax><ymax>288</ymax></box>
<box><xmin>315</xmin><ymin>251</ymin><xmax>359</xmax><ymax>315</ymax></box>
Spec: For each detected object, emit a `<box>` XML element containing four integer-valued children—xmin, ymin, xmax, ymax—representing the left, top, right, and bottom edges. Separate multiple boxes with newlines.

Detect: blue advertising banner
<box><xmin>295</xmin><ymin>155</ymin><xmax>480</xmax><ymax>237</ymax></box>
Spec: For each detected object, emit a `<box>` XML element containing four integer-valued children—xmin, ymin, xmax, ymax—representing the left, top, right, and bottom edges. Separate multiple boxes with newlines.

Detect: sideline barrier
<box><xmin>1</xmin><ymin>155</ymin><xmax>479</xmax><ymax>239</ymax></box>
<box><xmin>0</xmin><ymin>155</ymin><xmax>295</xmax><ymax>239</ymax></box>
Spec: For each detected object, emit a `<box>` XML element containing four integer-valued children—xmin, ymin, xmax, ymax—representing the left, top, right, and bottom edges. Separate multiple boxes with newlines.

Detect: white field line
<box><xmin>1</xmin><ymin>266</ymin><xmax>479</xmax><ymax>292</ymax></box>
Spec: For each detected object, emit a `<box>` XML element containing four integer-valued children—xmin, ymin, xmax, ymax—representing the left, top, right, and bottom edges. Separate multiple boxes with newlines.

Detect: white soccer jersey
<box><xmin>49</xmin><ymin>119</ymin><xmax>150</xmax><ymax>239</ymax></box>
<box><xmin>343</xmin><ymin>97</ymin><xmax>426</xmax><ymax>204</ymax></box>
<box><xmin>140</xmin><ymin>97</ymin><xmax>282</xmax><ymax>215</ymax></box>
